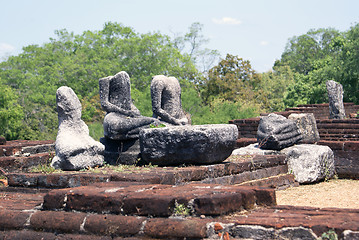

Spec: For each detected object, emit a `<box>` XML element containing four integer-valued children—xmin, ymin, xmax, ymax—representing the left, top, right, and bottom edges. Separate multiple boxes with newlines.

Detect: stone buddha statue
<box><xmin>99</xmin><ymin>71</ymin><xmax>158</xmax><ymax>140</ymax></box>
<box><xmin>150</xmin><ymin>75</ymin><xmax>189</xmax><ymax>126</ymax></box>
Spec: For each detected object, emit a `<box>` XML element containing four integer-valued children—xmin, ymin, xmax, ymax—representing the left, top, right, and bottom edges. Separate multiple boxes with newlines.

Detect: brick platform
<box><xmin>6</xmin><ymin>154</ymin><xmax>292</xmax><ymax>188</ymax></box>
<box><xmin>1</xmin><ymin>139</ymin><xmax>359</xmax><ymax>239</ymax></box>
<box><xmin>0</xmin><ymin>187</ymin><xmax>358</xmax><ymax>239</ymax></box>
<box><xmin>43</xmin><ymin>182</ymin><xmax>276</xmax><ymax>216</ymax></box>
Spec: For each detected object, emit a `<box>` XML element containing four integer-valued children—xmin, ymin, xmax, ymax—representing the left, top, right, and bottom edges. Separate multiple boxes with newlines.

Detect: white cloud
<box><xmin>260</xmin><ymin>41</ymin><xmax>269</xmax><ymax>46</ymax></box>
<box><xmin>0</xmin><ymin>43</ymin><xmax>16</xmax><ymax>57</ymax></box>
<box><xmin>212</xmin><ymin>17</ymin><xmax>242</xmax><ymax>25</ymax></box>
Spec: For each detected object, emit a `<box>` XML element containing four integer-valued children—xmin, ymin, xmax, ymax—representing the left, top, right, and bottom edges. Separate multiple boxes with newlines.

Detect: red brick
<box><xmin>0</xmin><ymin>210</ymin><xmax>30</xmax><ymax>230</ymax></box>
<box><xmin>84</xmin><ymin>214</ymin><xmax>145</xmax><ymax>236</ymax></box>
<box><xmin>193</xmin><ymin>191</ymin><xmax>243</xmax><ymax>215</ymax></box>
<box><xmin>344</xmin><ymin>141</ymin><xmax>359</xmax><ymax>151</ymax></box>
<box><xmin>144</xmin><ymin>218</ymin><xmax>209</xmax><ymax>239</ymax></box>
<box><xmin>43</xmin><ymin>189</ymin><xmax>68</xmax><ymax>210</ymax></box>
<box><xmin>318</xmin><ymin>141</ymin><xmax>344</xmax><ymax>150</ymax></box>
<box><xmin>30</xmin><ymin>211</ymin><xmax>86</xmax><ymax>233</ymax></box>
<box><xmin>0</xmin><ymin>230</ymin><xmax>57</xmax><ymax>240</ymax></box>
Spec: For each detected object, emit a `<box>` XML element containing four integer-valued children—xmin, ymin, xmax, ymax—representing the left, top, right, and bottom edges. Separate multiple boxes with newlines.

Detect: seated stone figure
<box><xmin>51</xmin><ymin>86</ymin><xmax>104</xmax><ymax>170</ymax></box>
<box><xmin>151</xmin><ymin>75</ymin><xmax>189</xmax><ymax>125</ymax></box>
<box><xmin>99</xmin><ymin>71</ymin><xmax>159</xmax><ymax>140</ymax></box>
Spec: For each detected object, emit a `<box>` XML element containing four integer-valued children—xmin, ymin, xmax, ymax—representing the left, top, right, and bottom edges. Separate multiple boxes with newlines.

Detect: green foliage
<box><xmin>258</xmin><ymin>66</ymin><xmax>295</xmax><ymax>112</ymax></box>
<box><xmin>276</xmin><ymin>25</ymin><xmax>359</xmax><ymax>107</ymax></box>
<box><xmin>202</xmin><ymin>54</ymin><xmax>257</xmax><ymax>103</ymax></box>
<box><xmin>173</xmin><ymin>201</ymin><xmax>191</xmax><ymax>216</ymax></box>
<box><xmin>0</xmin><ymin>79</ymin><xmax>24</xmax><ymax>140</ymax></box>
<box><xmin>149</xmin><ymin>123</ymin><xmax>166</xmax><ymax>128</ymax></box>
<box><xmin>88</xmin><ymin>121</ymin><xmax>104</xmax><ymax>141</ymax></box>
<box><xmin>320</xmin><ymin>229</ymin><xmax>338</xmax><ymax>240</ymax></box>
<box><xmin>0</xmin><ymin>22</ymin><xmax>199</xmax><ymax>140</ymax></box>
<box><xmin>277</xmin><ymin>28</ymin><xmax>341</xmax><ymax>75</ymax></box>
<box><xmin>339</xmin><ymin>23</ymin><xmax>359</xmax><ymax>103</ymax></box>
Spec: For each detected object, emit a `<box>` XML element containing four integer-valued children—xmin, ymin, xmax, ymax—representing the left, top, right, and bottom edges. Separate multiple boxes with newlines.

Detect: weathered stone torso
<box><xmin>108</xmin><ymin>74</ymin><xmax>131</xmax><ymax>112</ymax></box>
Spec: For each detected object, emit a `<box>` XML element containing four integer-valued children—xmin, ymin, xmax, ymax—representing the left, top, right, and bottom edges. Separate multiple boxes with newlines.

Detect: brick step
<box><xmin>43</xmin><ymin>182</ymin><xmax>276</xmax><ymax>216</ymax></box>
<box><xmin>0</xmin><ymin>190</ymin><xmax>358</xmax><ymax>239</ymax></box>
<box><xmin>318</xmin><ymin>128</ymin><xmax>359</xmax><ymax>134</ymax></box>
<box><xmin>238</xmin><ymin>174</ymin><xmax>298</xmax><ymax>190</ymax></box>
<box><xmin>319</xmin><ymin>135</ymin><xmax>359</xmax><ymax>141</ymax></box>
<box><xmin>0</xmin><ymin>140</ymin><xmax>54</xmax><ymax>157</ymax></box>
<box><xmin>236</xmin><ymin>138</ymin><xmax>257</xmax><ymax>148</ymax></box>
<box><xmin>6</xmin><ymin>155</ymin><xmax>287</xmax><ymax>188</ymax></box>
<box><xmin>0</xmin><ymin>152</ymin><xmax>53</xmax><ymax>173</ymax></box>
<box><xmin>317</xmin><ymin>123</ymin><xmax>359</xmax><ymax>129</ymax></box>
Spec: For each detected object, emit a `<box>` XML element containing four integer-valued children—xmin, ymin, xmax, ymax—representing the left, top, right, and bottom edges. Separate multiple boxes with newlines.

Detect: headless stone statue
<box><xmin>151</xmin><ymin>75</ymin><xmax>189</xmax><ymax>125</ymax></box>
<box><xmin>51</xmin><ymin>86</ymin><xmax>104</xmax><ymax>170</ymax></box>
<box><xmin>99</xmin><ymin>71</ymin><xmax>158</xmax><ymax>140</ymax></box>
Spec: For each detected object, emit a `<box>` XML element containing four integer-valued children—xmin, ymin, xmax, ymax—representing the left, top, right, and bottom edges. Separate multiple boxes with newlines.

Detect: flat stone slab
<box><xmin>43</xmin><ymin>182</ymin><xmax>276</xmax><ymax>216</ymax></box>
<box><xmin>140</xmin><ymin>124</ymin><xmax>238</xmax><ymax>166</ymax></box>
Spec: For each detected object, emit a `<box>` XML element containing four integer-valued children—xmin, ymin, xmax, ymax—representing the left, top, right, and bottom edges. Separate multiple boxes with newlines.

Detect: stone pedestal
<box><xmin>100</xmin><ymin>138</ymin><xmax>141</xmax><ymax>165</ymax></box>
<box><xmin>139</xmin><ymin>124</ymin><xmax>238</xmax><ymax>166</ymax></box>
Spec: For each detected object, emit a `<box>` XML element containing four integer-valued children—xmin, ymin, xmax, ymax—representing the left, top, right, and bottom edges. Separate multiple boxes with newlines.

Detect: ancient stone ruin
<box><xmin>51</xmin><ymin>86</ymin><xmax>104</xmax><ymax>170</ymax></box>
<box><xmin>1</xmin><ymin>74</ymin><xmax>359</xmax><ymax>239</ymax></box>
<box><xmin>326</xmin><ymin>80</ymin><xmax>345</xmax><ymax>119</ymax></box>
<box><xmin>151</xmin><ymin>75</ymin><xmax>190</xmax><ymax>125</ymax></box>
<box><xmin>99</xmin><ymin>71</ymin><xmax>236</xmax><ymax>166</ymax></box>
<box><xmin>140</xmin><ymin>124</ymin><xmax>238</xmax><ymax>166</ymax></box>
<box><xmin>288</xmin><ymin>113</ymin><xmax>320</xmax><ymax>144</ymax></box>
<box><xmin>257</xmin><ymin>113</ymin><xmax>302</xmax><ymax>150</ymax></box>
<box><xmin>99</xmin><ymin>71</ymin><xmax>160</xmax><ymax>165</ymax></box>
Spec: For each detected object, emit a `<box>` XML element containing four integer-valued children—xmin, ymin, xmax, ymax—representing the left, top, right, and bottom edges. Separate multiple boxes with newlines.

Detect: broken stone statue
<box><xmin>151</xmin><ymin>75</ymin><xmax>190</xmax><ymax>125</ymax></box>
<box><xmin>257</xmin><ymin>113</ymin><xmax>302</xmax><ymax>150</ymax></box>
<box><xmin>140</xmin><ymin>124</ymin><xmax>238</xmax><ymax>166</ymax></box>
<box><xmin>99</xmin><ymin>71</ymin><xmax>160</xmax><ymax>165</ymax></box>
<box><xmin>326</xmin><ymin>80</ymin><xmax>345</xmax><ymax>119</ymax></box>
<box><xmin>288</xmin><ymin>113</ymin><xmax>320</xmax><ymax>144</ymax></box>
<box><xmin>51</xmin><ymin>86</ymin><xmax>104</xmax><ymax>170</ymax></box>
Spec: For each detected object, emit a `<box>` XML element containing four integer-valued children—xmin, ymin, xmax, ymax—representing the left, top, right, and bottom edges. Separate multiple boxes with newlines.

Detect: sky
<box><xmin>1</xmin><ymin>0</ymin><xmax>358</xmax><ymax>72</ymax></box>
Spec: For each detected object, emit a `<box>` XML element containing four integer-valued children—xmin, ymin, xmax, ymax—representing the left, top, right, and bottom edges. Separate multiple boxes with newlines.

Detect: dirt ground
<box><xmin>276</xmin><ymin>179</ymin><xmax>359</xmax><ymax>209</ymax></box>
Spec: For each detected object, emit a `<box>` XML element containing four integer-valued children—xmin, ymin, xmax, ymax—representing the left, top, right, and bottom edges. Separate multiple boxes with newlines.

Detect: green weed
<box><xmin>173</xmin><ymin>201</ymin><xmax>191</xmax><ymax>217</ymax></box>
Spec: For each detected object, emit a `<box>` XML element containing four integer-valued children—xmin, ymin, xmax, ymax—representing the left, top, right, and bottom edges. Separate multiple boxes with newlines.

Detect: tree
<box><xmin>0</xmin><ymin>78</ymin><xmax>24</xmax><ymax>140</ymax></box>
<box><xmin>276</xmin><ymin>28</ymin><xmax>340</xmax><ymax>75</ymax></box>
<box><xmin>0</xmin><ymin>22</ymin><xmax>200</xmax><ymax>140</ymax></box>
<box><xmin>202</xmin><ymin>54</ymin><xmax>258</xmax><ymax>103</ymax></box>
<box><xmin>258</xmin><ymin>65</ymin><xmax>295</xmax><ymax>112</ymax></box>
<box><xmin>339</xmin><ymin>23</ymin><xmax>359</xmax><ymax>103</ymax></box>
<box><xmin>173</xmin><ymin>22</ymin><xmax>220</xmax><ymax>74</ymax></box>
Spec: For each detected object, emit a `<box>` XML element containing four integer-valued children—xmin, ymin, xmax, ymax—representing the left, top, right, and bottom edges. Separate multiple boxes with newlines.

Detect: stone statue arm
<box><xmin>151</xmin><ymin>83</ymin><xmax>182</xmax><ymax>125</ymax></box>
<box><xmin>99</xmin><ymin>77</ymin><xmax>140</xmax><ymax>117</ymax></box>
